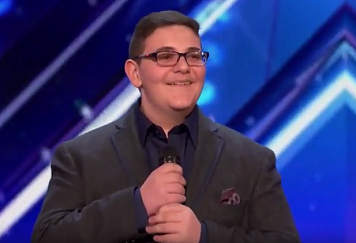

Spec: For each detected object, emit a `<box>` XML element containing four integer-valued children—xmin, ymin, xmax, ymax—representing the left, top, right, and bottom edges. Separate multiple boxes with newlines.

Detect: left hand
<box><xmin>146</xmin><ymin>203</ymin><xmax>201</xmax><ymax>243</ymax></box>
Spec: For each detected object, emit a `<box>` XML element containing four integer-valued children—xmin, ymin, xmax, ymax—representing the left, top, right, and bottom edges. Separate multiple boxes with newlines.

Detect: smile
<box><xmin>167</xmin><ymin>81</ymin><xmax>192</xmax><ymax>85</ymax></box>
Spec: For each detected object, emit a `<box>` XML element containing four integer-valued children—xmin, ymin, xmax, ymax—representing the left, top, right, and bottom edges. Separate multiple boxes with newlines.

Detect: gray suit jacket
<box><xmin>31</xmin><ymin>105</ymin><xmax>300</xmax><ymax>243</ymax></box>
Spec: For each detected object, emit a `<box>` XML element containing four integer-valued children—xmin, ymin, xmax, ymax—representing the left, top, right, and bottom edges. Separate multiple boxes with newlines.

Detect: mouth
<box><xmin>167</xmin><ymin>81</ymin><xmax>193</xmax><ymax>86</ymax></box>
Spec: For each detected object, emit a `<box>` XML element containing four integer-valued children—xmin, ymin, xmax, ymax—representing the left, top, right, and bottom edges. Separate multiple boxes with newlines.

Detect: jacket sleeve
<box><xmin>204</xmin><ymin>150</ymin><xmax>301</xmax><ymax>243</ymax></box>
<box><xmin>133</xmin><ymin>187</ymin><xmax>149</xmax><ymax>233</ymax></box>
<box><xmin>31</xmin><ymin>142</ymin><xmax>146</xmax><ymax>243</ymax></box>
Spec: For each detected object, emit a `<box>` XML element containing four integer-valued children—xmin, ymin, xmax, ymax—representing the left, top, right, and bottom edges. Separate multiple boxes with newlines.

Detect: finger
<box><xmin>174</xmin><ymin>174</ymin><xmax>186</xmax><ymax>186</ymax></box>
<box><xmin>166</xmin><ymin>194</ymin><xmax>186</xmax><ymax>204</ymax></box>
<box><xmin>153</xmin><ymin>233</ymin><xmax>180</xmax><ymax>243</ymax></box>
<box><xmin>158</xmin><ymin>163</ymin><xmax>183</xmax><ymax>174</ymax></box>
<box><xmin>165</xmin><ymin>183</ymin><xmax>185</xmax><ymax>195</ymax></box>
<box><xmin>149</xmin><ymin>211</ymin><xmax>181</xmax><ymax>224</ymax></box>
<box><xmin>145</xmin><ymin>222</ymin><xmax>179</xmax><ymax>235</ymax></box>
<box><xmin>158</xmin><ymin>203</ymin><xmax>185</xmax><ymax>213</ymax></box>
<box><xmin>163</xmin><ymin>173</ymin><xmax>186</xmax><ymax>185</ymax></box>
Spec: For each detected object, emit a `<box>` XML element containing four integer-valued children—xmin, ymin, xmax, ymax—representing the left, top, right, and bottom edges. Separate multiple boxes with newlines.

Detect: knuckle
<box><xmin>176</xmin><ymin>166</ymin><xmax>183</xmax><ymax>173</ymax></box>
<box><xmin>171</xmin><ymin>173</ymin><xmax>178</xmax><ymax>180</ymax></box>
<box><xmin>160</xmin><ymin>224</ymin><xmax>166</xmax><ymax>231</ymax></box>
<box><xmin>175</xmin><ymin>175</ymin><xmax>182</xmax><ymax>183</ymax></box>
<box><xmin>167</xmin><ymin>185</ymin><xmax>175</xmax><ymax>194</ymax></box>
<box><xmin>176</xmin><ymin>184</ymin><xmax>183</xmax><ymax>193</ymax></box>
<box><xmin>159</xmin><ymin>164</ymin><xmax>168</xmax><ymax>172</ymax></box>
<box><xmin>175</xmin><ymin>174</ymin><xmax>183</xmax><ymax>182</ymax></box>
<box><xmin>171</xmin><ymin>194</ymin><xmax>179</xmax><ymax>202</ymax></box>
<box><xmin>175</xmin><ymin>195</ymin><xmax>182</xmax><ymax>203</ymax></box>
<box><xmin>162</xmin><ymin>184</ymin><xmax>169</xmax><ymax>194</ymax></box>
<box><xmin>165</xmin><ymin>194</ymin><xmax>173</xmax><ymax>203</ymax></box>
<box><xmin>167</xmin><ymin>163</ymin><xmax>175</xmax><ymax>169</ymax></box>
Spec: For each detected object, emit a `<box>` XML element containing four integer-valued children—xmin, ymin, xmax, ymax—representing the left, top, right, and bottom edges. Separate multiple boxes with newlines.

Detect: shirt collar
<box><xmin>134</xmin><ymin>98</ymin><xmax>198</xmax><ymax>147</ymax></box>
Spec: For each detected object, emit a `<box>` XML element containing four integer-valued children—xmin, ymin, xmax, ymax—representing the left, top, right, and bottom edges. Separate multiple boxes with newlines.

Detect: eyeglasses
<box><xmin>132</xmin><ymin>50</ymin><xmax>209</xmax><ymax>67</ymax></box>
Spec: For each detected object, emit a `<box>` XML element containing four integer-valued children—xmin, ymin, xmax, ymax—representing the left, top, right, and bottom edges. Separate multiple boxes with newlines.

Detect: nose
<box><xmin>173</xmin><ymin>55</ymin><xmax>190</xmax><ymax>73</ymax></box>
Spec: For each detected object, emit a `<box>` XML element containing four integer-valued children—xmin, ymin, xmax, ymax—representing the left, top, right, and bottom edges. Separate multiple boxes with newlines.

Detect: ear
<box><xmin>124</xmin><ymin>59</ymin><xmax>142</xmax><ymax>88</ymax></box>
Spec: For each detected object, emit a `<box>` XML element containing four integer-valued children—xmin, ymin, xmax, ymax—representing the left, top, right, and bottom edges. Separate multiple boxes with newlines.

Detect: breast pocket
<box><xmin>204</xmin><ymin>194</ymin><xmax>247</xmax><ymax>227</ymax></box>
<box><xmin>208</xmin><ymin>201</ymin><xmax>246</xmax><ymax>227</ymax></box>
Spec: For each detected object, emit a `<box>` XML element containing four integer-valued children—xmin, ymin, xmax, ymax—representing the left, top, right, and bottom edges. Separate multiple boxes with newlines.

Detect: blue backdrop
<box><xmin>0</xmin><ymin>0</ymin><xmax>356</xmax><ymax>242</ymax></box>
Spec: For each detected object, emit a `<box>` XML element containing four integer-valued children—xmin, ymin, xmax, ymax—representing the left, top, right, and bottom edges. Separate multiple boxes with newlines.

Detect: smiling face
<box><xmin>125</xmin><ymin>25</ymin><xmax>206</xmax><ymax>116</ymax></box>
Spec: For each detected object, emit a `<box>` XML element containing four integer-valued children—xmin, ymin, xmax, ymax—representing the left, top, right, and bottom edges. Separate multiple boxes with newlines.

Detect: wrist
<box><xmin>139</xmin><ymin>187</ymin><xmax>153</xmax><ymax>216</ymax></box>
<box><xmin>198</xmin><ymin>221</ymin><xmax>207</xmax><ymax>243</ymax></box>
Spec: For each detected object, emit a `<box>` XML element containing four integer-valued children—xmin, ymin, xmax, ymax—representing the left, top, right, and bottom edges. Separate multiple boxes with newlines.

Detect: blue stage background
<box><xmin>0</xmin><ymin>0</ymin><xmax>356</xmax><ymax>242</ymax></box>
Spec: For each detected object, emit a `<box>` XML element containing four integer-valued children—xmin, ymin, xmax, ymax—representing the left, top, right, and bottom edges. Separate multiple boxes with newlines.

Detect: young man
<box><xmin>31</xmin><ymin>11</ymin><xmax>300</xmax><ymax>243</ymax></box>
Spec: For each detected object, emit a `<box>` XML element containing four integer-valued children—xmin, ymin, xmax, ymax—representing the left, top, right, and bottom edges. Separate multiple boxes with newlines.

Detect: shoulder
<box><xmin>58</xmin><ymin>119</ymin><xmax>120</xmax><ymax>155</ymax></box>
<box><xmin>60</xmin><ymin>107</ymin><xmax>133</xmax><ymax>151</ymax></box>
<box><xmin>214</xmin><ymin>122</ymin><xmax>275</xmax><ymax>164</ymax></box>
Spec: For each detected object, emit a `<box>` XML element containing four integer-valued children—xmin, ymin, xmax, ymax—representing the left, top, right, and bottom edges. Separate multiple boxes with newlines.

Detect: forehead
<box><xmin>143</xmin><ymin>25</ymin><xmax>201</xmax><ymax>52</ymax></box>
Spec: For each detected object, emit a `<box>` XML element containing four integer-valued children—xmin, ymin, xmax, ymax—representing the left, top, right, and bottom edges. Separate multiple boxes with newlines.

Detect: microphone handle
<box><xmin>159</xmin><ymin>155</ymin><xmax>186</xmax><ymax>204</ymax></box>
<box><xmin>159</xmin><ymin>156</ymin><xmax>180</xmax><ymax>165</ymax></box>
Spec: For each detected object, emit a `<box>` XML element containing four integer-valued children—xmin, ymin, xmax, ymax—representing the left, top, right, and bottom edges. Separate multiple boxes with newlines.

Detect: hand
<box><xmin>140</xmin><ymin>163</ymin><xmax>186</xmax><ymax>216</ymax></box>
<box><xmin>146</xmin><ymin>204</ymin><xmax>201</xmax><ymax>243</ymax></box>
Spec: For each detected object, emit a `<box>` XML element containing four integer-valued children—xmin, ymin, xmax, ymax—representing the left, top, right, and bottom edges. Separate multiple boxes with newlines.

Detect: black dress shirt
<box><xmin>132</xmin><ymin>101</ymin><xmax>207</xmax><ymax>243</ymax></box>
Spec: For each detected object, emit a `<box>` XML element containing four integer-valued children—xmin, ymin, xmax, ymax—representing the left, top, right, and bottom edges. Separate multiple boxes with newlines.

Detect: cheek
<box><xmin>193</xmin><ymin>67</ymin><xmax>206</xmax><ymax>80</ymax></box>
<box><xmin>193</xmin><ymin>70</ymin><xmax>206</xmax><ymax>90</ymax></box>
<box><xmin>141</xmin><ymin>67</ymin><xmax>169</xmax><ymax>86</ymax></box>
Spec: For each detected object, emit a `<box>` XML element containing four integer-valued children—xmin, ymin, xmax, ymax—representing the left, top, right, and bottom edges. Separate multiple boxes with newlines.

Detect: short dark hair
<box><xmin>128</xmin><ymin>10</ymin><xmax>200</xmax><ymax>59</ymax></box>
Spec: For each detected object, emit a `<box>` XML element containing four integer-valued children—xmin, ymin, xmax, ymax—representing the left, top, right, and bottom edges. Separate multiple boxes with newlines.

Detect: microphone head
<box><xmin>160</xmin><ymin>146</ymin><xmax>180</xmax><ymax>164</ymax></box>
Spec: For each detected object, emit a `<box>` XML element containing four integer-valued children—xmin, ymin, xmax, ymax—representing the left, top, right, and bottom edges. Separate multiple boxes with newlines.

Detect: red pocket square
<box><xmin>220</xmin><ymin>188</ymin><xmax>240</xmax><ymax>205</ymax></box>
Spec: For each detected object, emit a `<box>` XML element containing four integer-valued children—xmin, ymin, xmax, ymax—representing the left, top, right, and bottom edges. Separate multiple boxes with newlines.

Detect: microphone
<box><xmin>159</xmin><ymin>146</ymin><xmax>186</xmax><ymax>205</ymax></box>
<box><xmin>159</xmin><ymin>146</ymin><xmax>180</xmax><ymax>165</ymax></box>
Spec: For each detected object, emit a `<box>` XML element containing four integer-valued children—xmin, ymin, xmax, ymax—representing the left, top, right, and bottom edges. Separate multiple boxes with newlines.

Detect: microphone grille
<box><xmin>161</xmin><ymin>146</ymin><xmax>179</xmax><ymax>157</ymax></box>
<box><xmin>160</xmin><ymin>146</ymin><xmax>180</xmax><ymax>164</ymax></box>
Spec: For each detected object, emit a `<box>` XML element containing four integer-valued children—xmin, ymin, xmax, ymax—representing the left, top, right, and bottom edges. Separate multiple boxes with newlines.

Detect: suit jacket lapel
<box><xmin>111</xmin><ymin>108</ymin><xmax>150</xmax><ymax>186</ymax></box>
<box><xmin>185</xmin><ymin>112</ymin><xmax>224</xmax><ymax>211</ymax></box>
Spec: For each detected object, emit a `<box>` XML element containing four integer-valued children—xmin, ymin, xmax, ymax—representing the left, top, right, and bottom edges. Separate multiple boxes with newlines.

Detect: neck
<box><xmin>140</xmin><ymin>99</ymin><xmax>193</xmax><ymax>135</ymax></box>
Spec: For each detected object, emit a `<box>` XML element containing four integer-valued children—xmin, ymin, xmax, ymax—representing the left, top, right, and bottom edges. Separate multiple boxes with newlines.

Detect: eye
<box><xmin>187</xmin><ymin>51</ymin><xmax>203</xmax><ymax>59</ymax></box>
<box><xmin>158</xmin><ymin>53</ymin><xmax>176</xmax><ymax>60</ymax></box>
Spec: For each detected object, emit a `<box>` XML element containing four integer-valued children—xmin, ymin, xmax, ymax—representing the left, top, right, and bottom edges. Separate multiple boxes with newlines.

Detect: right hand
<box><xmin>140</xmin><ymin>163</ymin><xmax>186</xmax><ymax>216</ymax></box>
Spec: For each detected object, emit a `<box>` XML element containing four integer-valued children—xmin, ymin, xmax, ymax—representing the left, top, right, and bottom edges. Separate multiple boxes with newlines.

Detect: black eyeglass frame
<box><xmin>132</xmin><ymin>50</ymin><xmax>210</xmax><ymax>66</ymax></box>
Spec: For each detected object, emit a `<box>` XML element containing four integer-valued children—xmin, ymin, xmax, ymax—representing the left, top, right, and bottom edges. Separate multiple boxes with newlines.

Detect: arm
<box><xmin>134</xmin><ymin>187</ymin><xmax>149</xmax><ymax>233</ymax></box>
<box><xmin>204</xmin><ymin>150</ymin><xmax>301</xmax><ymax>243</ymax></box>
<box><xmin>31</xmin><ymin>142</ymin><xmax>146</xmax><ymax>243</ymax></box>
<box><xmin>199</xmin><ymin>222</ymin><xmax>208</xmax><ymax>243</ymax></box>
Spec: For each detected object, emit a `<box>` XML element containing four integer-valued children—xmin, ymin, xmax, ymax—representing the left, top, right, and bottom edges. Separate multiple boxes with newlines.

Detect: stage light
<box><xmin>0</xmin><ymin>1</ymin><xmax>239</xmax><ymax>238</ymax></box>
<box><xmin>218</xmin><ymin>12</ymin><xmax>231</xmax><ymax>23</ymax></box>
<box><xmin>195</xmin><ymin>0</ymin><xmax>238</xmax><ymax>35</ymax></box>
<box><xmin>197</xmin><ymin>82</ymin><xmax>216</xmax><ymax>106</ymax></box>
<box><xmin>203</xmin><ymin>41</ymin><xmax>223</xmax><ymax>66</ymax></box>
<box><xmin>0</xmin><ymin>0</ymin><xmax>11</xmax><ymax>16</ymax></box>
<box><xmin>265</xmin><ymin>71</ymin><xmax>356</xmax><ymax>170</ymax></box>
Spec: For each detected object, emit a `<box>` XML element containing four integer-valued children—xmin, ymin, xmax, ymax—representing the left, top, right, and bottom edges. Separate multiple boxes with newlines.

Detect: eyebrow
<box><xmin>155</xmin><ymin>46</ymin><xmax>201</xmax><ymax>52</ymax></box>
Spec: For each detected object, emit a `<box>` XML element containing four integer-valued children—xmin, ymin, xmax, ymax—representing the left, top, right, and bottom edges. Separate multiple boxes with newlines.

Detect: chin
<box><xmin>170</xmin><ymin>106</ymin><xmax>190</xmax><ymax>112</ymax></box>
<box><xmin>169</xmin><ymin>101</ymin><xmax>195</xmax><ymax>112</ymax></box>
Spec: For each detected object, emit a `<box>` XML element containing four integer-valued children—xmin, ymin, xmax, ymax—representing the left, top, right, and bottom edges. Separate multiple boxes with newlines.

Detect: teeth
<box><xmin>170</xmin><ymin>82</ymin><xmax>192</xmax><ymax>85</ymax></box>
